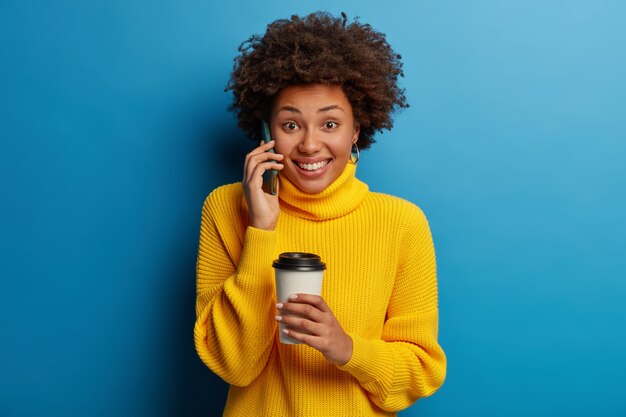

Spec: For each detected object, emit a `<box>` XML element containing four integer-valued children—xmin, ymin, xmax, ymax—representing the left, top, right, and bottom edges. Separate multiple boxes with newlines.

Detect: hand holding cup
<box><xmin>276</xmin><ymin>293</ymin><xmax>353</xmax><ymax>366</ymax></box>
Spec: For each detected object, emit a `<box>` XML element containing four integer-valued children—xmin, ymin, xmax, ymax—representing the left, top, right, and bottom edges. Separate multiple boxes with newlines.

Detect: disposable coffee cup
<box><xmin>273</xmin><ymin>252</ymin><xmax>326</xmax><ymax>344</ymax></box>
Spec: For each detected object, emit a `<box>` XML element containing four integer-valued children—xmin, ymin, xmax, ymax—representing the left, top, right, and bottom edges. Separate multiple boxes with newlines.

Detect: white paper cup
<box><xmin>273</xmin><ymin>252</ymin><xmax>326</xmax><ymax>344</ymax></box>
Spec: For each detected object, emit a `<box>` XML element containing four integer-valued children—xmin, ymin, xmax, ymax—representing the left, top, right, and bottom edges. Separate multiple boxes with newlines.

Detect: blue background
<box><xmin>1</xmin><ymin>1</ymin><xmax>625</xmax><ymax>416</ymax></box>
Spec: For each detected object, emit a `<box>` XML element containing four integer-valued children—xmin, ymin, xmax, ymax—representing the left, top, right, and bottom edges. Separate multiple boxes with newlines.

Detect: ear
<box><xmin>352</xmin><ymin>122</ymin><xmax>360</xmax><ymax>144</ymax></box>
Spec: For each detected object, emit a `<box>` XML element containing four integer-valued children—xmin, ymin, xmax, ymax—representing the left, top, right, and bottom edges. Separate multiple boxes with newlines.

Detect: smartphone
<box><xmin>261</xmin><ymin>121</ymin><xmax>278</xmax><ymax>195</ymax></box>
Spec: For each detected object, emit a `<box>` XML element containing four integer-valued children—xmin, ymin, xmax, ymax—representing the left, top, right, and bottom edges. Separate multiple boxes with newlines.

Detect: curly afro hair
<box><xmin>225</xmin><ymin>11</ymin><xmax>408</xmax><ymax>150</ymax></box>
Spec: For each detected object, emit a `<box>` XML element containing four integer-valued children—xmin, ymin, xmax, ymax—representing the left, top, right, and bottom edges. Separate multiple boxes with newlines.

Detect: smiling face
<box><xmin>270</xmin><ymin>84</ymin><xmax>360</xmax><ymax>194</ymax></box>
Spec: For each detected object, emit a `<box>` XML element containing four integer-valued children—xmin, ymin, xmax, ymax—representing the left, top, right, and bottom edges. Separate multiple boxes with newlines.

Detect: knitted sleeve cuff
<box><xmin>337</xmin><ymin>334</ymin><xmax>394</xmax><ymax>385</ymax></box>
<box><xmin>236</xmin><ymin>226</ymin><xmax>278</xmax><ymax>280</ymax></box>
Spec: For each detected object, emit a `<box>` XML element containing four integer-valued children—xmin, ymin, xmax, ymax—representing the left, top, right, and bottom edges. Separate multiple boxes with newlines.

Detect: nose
<box><xmin>298</xmin><ymin>127</ymin><xmax>323</xmax><ymax>154</ymax></box>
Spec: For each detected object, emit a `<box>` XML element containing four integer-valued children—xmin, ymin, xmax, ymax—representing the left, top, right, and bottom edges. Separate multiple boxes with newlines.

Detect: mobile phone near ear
<box><xmin>261</xmin><ymin>121</ymin><xmax>278</xmax><ymax>195</ymax></box>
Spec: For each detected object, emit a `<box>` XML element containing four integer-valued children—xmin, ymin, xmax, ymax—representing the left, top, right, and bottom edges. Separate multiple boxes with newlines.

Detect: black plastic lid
<box><xmin>272</xmin><ymin>252</ymin><xmax>326</xmax><ymax>271</ymax></box>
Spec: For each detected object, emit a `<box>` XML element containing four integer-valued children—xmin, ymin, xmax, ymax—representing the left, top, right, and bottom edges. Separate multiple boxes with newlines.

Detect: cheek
<box><xmin>272</xmin><ymin>138</ymin><xmax>288</xmax><ymax>155</ymax></box>
<box><xmin>272</xmin><ymin>133</ymin><xmax>297</xmax><ymax>155</ymax></box>
<box><xmin>333</xmin><ymin>141</ymin><xmax>354</xmax><ymax>158</ymax></box>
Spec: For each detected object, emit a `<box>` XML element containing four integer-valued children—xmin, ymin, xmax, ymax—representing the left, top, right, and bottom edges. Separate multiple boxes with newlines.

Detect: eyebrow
<box><xmin>318</xmin><ymin>105</ymin><xmax>345</xmax><ymax>113</ymax></box>
<box><xmin>276</xmin><ymin>105</ymin><xmax>345</xmax><ymax>114</ymax></box>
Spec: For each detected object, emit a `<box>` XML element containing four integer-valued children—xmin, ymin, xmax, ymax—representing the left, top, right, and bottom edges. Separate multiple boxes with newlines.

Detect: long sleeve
<box><xmin>338</xmin><ymin>204</ymin><xmax>447</xmax><ymax>411</ymax></box>
<box><xmin>193</xmin><ymin>188</ymin><xmax>278</xmax><ymax>386</ymax></box>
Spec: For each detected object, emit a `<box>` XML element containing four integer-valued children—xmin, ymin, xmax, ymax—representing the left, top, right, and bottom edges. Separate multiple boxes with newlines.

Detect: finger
<box><xmin>244</xmin><ymin>150</ymin><xmax>284</xmax><ymax>183</ymax></box>
<box><xmin>244</xmin><ymin>141</ymin><xmax>263</xmax><ymax>174</ymax></box>
<box><xmin>246</xmin><ymin>161</ymin><xmax>284</xmax><ymax>187</ymax></box>
<box><xmin>244</xmin><ymin>154</ymin><xmax>284</xmax><ymax>182</ymax></box>
<box><xmin>245</xmin><ymin>140</ymin><xmax>278</xmax><ymax>161</ymax></box>
<box><xmin>287</xmin><ymin>294</ymin><xmax>331</xmax><ymax>313</ymax></box>
<box><xmin>281</xmin><ymin>327</ymin><xmax>321</xmax><ymax>347</ymax></box>
<box><xmin>249</xmin><ymin>153</ymin><xmax>284</xmax><ymax>172</ymax></box>
<box><xmin>244</xmin><ymin>140</ymin><xmax>278</xmax><ymax>178</ymax></box>
<box><xmin>276</xmin><ymin>315</ymin><xmax>324</xmax><ymax>336</ymax></box>
<box><xmin>259</xmin><ymin>139</ymin><xmax>276</xmax><ymax>151</ymax></box>
<box><xmin>279</xmin><ymin>300</ymin><xmax>325</xmax><ymax>323</ymax></box>
<box><xmin>249</xmin><ymin>148</ymin><xmax>283</xmax><ymax>164</ymax></box>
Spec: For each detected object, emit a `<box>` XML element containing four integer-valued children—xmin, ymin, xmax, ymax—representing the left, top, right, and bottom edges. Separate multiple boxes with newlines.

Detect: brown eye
<box><xmin>284</xmin><ymin>122</ymin><xmax>298</xmax><ymax>131</ymax></box>
<box><xmin>325</xmin><ymin>121</ymin><xmax>337</xmax><ymax>129</ymax></box>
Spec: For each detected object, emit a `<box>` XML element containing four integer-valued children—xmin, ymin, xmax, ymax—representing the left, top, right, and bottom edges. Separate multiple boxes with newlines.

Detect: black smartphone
<box><xmin>261</xmin><ymin>121</ymin><xmax>278</xmax><ymax>195</ymax></box>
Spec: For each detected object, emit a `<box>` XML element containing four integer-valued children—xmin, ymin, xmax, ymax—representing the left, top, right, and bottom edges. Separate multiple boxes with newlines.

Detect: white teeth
<box><xmin>297</xmin><ymin>160</ymin><xmax>329</xmax><ymax>171</ymax></box>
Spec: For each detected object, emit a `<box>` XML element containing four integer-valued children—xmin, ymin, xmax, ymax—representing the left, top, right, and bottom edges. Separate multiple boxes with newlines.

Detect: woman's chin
<box><xmin>292</xmin><ymin>178</ymin><xmax>326</xmax><ymax>194</ymax></box>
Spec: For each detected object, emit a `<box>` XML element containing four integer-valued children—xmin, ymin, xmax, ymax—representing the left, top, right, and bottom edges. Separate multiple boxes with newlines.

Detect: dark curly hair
<box><xmin>225</xmin><ymin>11</ymin><xmax>408</xmax><ymax>149</ymax></box>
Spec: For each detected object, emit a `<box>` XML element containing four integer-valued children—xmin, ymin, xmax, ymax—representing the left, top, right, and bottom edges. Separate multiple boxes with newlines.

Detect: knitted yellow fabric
<box><xmin>194</xmin><ymin>163</ymin><xmax>446</xmax><ymax>416</ymax></box>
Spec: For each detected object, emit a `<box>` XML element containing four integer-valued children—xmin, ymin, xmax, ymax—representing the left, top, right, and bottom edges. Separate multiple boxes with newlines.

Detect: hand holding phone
<box><xmin>261</xmin><ymin>121</ymin><xmax>278</xmax><ymax>195</ymax></box>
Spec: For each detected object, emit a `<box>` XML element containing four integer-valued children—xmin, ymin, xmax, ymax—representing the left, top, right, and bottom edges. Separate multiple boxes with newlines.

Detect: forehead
<box><xmin>272</xmin><ymin>84</ymin><xmax>353</xmax><ymax>114</ymax></box>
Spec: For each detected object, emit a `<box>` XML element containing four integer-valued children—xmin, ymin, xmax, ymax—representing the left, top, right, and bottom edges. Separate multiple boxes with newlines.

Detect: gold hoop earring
<box><xmin>349</xmin><ymin>143</ymin><xmax>360</xmax><ymax>164</ymax></box>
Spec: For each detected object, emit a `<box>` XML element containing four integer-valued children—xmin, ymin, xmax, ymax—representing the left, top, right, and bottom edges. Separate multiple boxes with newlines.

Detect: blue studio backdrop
<box><xmin>1</xmin><ymin>1</ymin><xmax>625</xmax><ymax>416</ymax></box>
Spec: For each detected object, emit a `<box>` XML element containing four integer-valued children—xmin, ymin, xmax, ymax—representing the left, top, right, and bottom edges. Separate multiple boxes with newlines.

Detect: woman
<box><xmin>194</xmin><ymin>12</ymin><xmax>446</xmax><ymax>416</ymax></box>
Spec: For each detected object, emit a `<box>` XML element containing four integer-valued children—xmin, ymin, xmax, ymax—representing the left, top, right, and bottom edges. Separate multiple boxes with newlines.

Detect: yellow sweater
<box><xmin>194</xmin><ymin>163</ymin><xmax>446</xmax><ymax>416</ymax></box>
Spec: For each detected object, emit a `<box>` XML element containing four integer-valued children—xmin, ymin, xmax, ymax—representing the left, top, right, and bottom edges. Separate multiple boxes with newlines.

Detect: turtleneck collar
<box><xmin>278</xmin><ymin>162</ymin><xmax>368</xmax><ymax>221</ymax></box>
